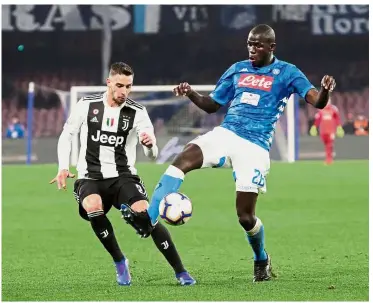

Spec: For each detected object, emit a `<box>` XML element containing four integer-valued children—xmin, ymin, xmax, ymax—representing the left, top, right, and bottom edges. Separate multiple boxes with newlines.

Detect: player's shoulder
<box><xmin>75</xmin><ymin>93</ymin><xmax>104</xmax><ymax>112</ymax></box>
<box><xmin>220</xmin><ymin>60</ymin><xmax>250</xmax><ymax>78</ymax></box>
<box><xmin>80</xmin><ymin>93</ymin><xmax>105</xmax><ymax>103</ymax></box>
<box><xmin>274</xmin><ymin>59</ymin><xmax>298</xmax><ymax>72</ymax></box>
<box><xmin>231</xmin><ymin>59</ymin><xmax>250</xmax><ymax>70</ymax></box>
<box><xmin>125</xmin><ymin>97</ymin><xmax>145</xmax><ymax>112</ymax></box>
<box><xmin>274</xmin><ymin>59</ymin><xmax>306</xmax><ymax>80</ymax></box>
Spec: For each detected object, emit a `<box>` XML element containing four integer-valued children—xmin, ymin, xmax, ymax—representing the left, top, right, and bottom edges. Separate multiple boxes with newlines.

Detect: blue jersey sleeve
<box><xmin>209</xmin><ymin>64</ymin><xmax>235</xmax><ymax>105</ymax></box>
<box><xmin>286</xmin><ymin>65</ymin><xmax>315</xmax><ymax>99</ymax></box>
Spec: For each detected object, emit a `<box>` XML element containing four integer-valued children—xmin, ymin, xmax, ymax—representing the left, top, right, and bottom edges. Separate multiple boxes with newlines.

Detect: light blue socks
<box><xmin>246</xmin><ymin>217</ymin><xmax>267</xmax><ymax>261</ymax></box>
<box><xmin>147</xmin><ymin>166</ymin><xmax>185</xmax><ymax>225</ymax></box>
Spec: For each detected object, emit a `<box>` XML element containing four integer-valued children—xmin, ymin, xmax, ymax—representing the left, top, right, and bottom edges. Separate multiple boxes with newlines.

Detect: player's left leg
<box><xmin>230</xmin><ymin>137</ymin><xmax>272</xmax><ymax>282</ymax></box>
<box><xmin>116</xmin><ymin>176</ymin><xmax>196</xmax><ymax>286</ymax></box>
<box><xmin>236</xmin><ymin>192</ymin><xmax>272</xmax><ymax>282</ymax></box>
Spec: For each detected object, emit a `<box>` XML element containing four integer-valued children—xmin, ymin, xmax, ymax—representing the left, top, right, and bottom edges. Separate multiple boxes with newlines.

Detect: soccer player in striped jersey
<box><xmin>123</xmin><ymin>24</ymin><xmax>336</xmax><ymax>283</ymax></box>
<box><xmin>50</xmin><ymin>62</ymin><xmax>195</xmax><ymax>286</ymax></box>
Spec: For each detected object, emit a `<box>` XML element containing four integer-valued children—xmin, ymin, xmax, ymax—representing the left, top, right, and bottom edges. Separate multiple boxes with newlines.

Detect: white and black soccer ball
<box><xmin>159</xmin><ymin>192</ymin><xmax>192</xmax><ymax>226</ymax></box>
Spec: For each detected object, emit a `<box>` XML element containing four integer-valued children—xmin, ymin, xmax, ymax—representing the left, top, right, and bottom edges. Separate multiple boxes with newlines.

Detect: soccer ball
<box><xmin>159</xmin><ymin>192</ymin><xmax>192</xmax><ymax>226</ymax></box>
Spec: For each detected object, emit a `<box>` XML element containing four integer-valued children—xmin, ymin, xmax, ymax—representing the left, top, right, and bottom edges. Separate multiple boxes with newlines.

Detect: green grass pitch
<box><xmin>2</xmin><ymin>161</ymin><xmax>368</xmax><ymax>301</ymax></box>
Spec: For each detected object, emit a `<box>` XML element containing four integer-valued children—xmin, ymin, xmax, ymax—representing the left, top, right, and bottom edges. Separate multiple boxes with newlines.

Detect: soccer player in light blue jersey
<box><xmin>122</xmin><ymin>24</ymin><xmax>336</xmax><ymax>283</ymax></box>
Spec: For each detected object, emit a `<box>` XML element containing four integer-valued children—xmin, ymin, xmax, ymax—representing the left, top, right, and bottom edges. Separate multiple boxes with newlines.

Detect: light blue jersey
<box><xmin>209</xmin><ymin>57</ymin><xmax>314</xmax><ymax>151</ymax></box>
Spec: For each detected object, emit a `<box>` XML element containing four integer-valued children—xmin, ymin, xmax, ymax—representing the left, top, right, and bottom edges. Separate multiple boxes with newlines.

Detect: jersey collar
<box><xmin>250</xmin><ymin>56</ymin><xmax>279</xmax><ymax>74</ymax></box>
<box><xmin>103</xmin><ymin>91</ymin><xmax>126</xmax><ymax>109</ymax></box>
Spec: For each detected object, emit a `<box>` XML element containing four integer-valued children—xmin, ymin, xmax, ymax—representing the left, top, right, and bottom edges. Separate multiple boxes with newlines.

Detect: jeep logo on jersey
<box><xmin>237</xmin><ymin>74</ymin><xmax>274</xmax><ymax>91</ymax></box>
<box><xmin>91</xmin><ymin>130</ymin><xmax>124</xmax><ymax>147</ymax></box>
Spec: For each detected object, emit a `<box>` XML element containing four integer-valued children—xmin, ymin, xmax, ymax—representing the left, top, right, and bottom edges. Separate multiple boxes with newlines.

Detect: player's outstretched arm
<box><xmin>49</xmin><ymin>130</ymin><xmax>77</xmax><ymax>190</ymax></box>
<box><xmin>305</xmin><ymin>75</ymin><xmax>336</xmax><ymax>109</ymax></box>
<box><xmin>49</xmin><ymin>99</ymin><xmax>85</xmax><ymax>189</ymax></box>
<box><xmin>173</xmin><ymin>82</ymin><xmax>221</xmax><ymax>114</ymax></box>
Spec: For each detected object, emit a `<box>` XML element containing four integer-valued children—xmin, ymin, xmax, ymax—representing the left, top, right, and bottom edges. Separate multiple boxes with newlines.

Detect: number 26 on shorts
<box><xmin>252</xmin><ymin>169</ymin><xmax>265</xmax><ymax>187</ymax></box>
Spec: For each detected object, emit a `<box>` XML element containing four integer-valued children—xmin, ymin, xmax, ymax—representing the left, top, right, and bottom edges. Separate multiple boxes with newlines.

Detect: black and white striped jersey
<box><xmin>58</xmin><ymin>92</ymin><xmax>158</xmax><ymax>179</ymax></box>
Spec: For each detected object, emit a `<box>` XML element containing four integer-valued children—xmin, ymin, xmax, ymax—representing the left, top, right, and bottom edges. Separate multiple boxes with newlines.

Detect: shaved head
<box><xmin>250</xmin><ymin>24</ymin><xmax>276</xmax><ymax>43</ymax></box>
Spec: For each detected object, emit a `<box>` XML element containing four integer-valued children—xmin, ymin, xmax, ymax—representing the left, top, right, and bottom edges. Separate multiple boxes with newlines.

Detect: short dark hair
<box><xmin>250</xmin><ymin>24</ymin><xmax>275</xmax><ymax>42</ymax></box>
<box><xmin>109</xmin><ymin>62</ymin><xmax>134</xmax><ymax>77</ymax></box>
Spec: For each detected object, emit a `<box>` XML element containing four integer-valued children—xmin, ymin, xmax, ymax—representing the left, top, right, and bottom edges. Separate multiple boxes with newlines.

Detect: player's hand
<box><xmin>49</xmin><ymin>169</ymin><xmax>76</xmax><ymax>190</ymax></box>
<box><xmin>140</xmin><ymin>132</ymin><xmax>154</xmax><ymax>148</ymax></box>
<box><xmin>321</xmin><ymin>75</ymin><xmax>336</xmax><ymax>92</ymax></box>
<box><xmin>336</xmin><ymin>126</ymin><xmax>345</xmax><ymax>138</ymax></box>
<box><xmin>173</xmin><ymin>82</ymin><xmax>192</xmax><ymax>97</ymax></box>
<box><xmin>309</xmin><ymin>125</ymin><xmax>318</xmax><ymax>137</ymax></box>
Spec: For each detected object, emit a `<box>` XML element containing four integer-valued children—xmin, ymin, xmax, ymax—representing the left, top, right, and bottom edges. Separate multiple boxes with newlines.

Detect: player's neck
<box><xmin>107</xmin><ymin>100</ymin><xmax>119</xmax><ymax>107</ymax></box>
<box><xmin>263</xmin><ymin>54</ymin><xmax>275</xmax><ymax>67</ymax></box>
<box><xmin>253</xmin><ymin>54</ymin><xmax>275</xmax><ymax>68</ymax></box>
<box><xmin>106</xmin><ymin>95</ymin><xmax>120</xmax><ymax>107</ymax></box>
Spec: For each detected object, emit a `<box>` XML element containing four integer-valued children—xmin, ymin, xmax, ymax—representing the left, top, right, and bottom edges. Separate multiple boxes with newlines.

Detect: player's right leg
<box><xmin>73</xmin><ymin>179</ymin><xmax>131</xmax><ymax>286</ymax></box>
<box><xmin>147</xmin><ymin>127</ymin><xmax>229</xmax><ymax>226</ymax></box>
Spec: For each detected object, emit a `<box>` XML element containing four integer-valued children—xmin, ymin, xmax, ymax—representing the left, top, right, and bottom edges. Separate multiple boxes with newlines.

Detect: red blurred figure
<box><xmin>309</xmin><ymin>100</ymin><xmax>344</xmax><ymax>164</ymax></box>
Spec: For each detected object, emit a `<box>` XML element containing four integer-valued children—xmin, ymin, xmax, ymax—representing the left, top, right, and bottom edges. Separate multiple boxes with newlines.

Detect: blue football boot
<box><xmin>115</xmin><ymin>258</ymin><xmax>131</xmax><ymax>286</ymax></box>
<box><xmin>176</xmin><ymin>271</ymin><xmax>196</xmax><ymax>286</ymax></box>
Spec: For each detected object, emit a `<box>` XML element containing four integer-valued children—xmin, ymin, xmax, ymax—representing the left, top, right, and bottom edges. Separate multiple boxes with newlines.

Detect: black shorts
<box><xmin>73</xmin><ymin>174</ymin><xmax>148</xmax><ymax>221</ymax></box>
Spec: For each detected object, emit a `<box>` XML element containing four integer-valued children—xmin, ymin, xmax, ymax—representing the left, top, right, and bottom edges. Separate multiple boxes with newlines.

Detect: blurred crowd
<box><xmin>2</xmin><ymin>59</ymin><xmax>368</xmax><ymax>139</ymax></box>
<box><xmin>2</xmin><ymin>20</ymin><xmax>369</xmax><ymax>139</ymax></box>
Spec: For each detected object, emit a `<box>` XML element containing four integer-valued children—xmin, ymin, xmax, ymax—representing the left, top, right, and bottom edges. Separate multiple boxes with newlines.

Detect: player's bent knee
<box><xmin>82</xmin><ymin>194</ymin><xmax>103</xmax><ymax>213</ymax></box>
<box><xmin>236</xmin><ymin>191</ymin><xmax>258</xmax><ymax>230</ymax></box>
<box><xmin>238</xmin><ymin>215</ymin><xmax>256</xmax><ymax>231</ymax></box>
<box><xmin>172</xmin><ymin>143</ymin><xmax>203</xmax><ymax>173</ymax></box>
<box><xmin>131</xmin><ymin>200</ymin><xmax>149</xmax><ymax>212</ymax></box>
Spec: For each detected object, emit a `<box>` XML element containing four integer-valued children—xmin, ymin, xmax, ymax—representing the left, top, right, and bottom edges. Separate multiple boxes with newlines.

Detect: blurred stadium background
<box><xmin>2</xmin><ymin>4</ymin><xmax>369</xmax><ymax>163</ymax></box>
<box><xmin>2</xmin><ymin>4</ymin><xmax>369</xmax><ymax>301</ymax></box>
